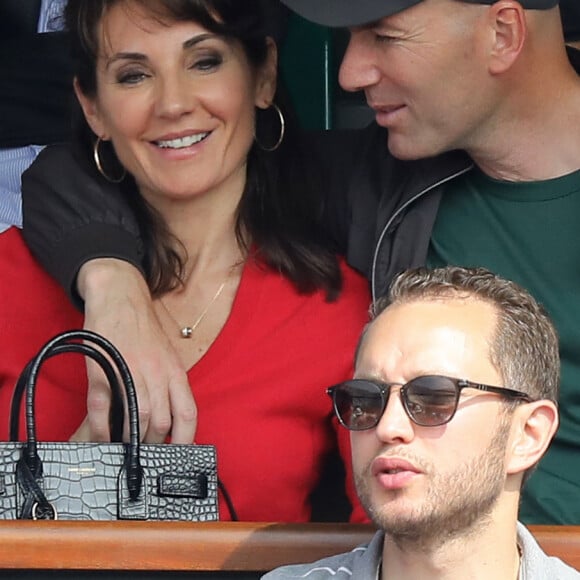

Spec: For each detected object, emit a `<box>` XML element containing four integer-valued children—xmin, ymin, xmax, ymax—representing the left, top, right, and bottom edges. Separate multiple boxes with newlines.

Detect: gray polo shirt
<box><xmin>261</xmin><ymin>523</ymin><xmax>580</xmax><ymax>579</ymax></box>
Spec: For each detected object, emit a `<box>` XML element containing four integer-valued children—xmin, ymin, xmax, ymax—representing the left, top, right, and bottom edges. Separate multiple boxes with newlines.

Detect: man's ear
<box><xmin>255</xmin><ymin>37</ymin><xmax>278</xmax><ymax>109</ymax></box>
<box><xmin>73</xmin><ymin>77</ymin><xmax>107</xmax><ymax>139</ymax></box>
<box><xmin>506</xmin><ymin>400</ymin><xmax>559</xmax><ymax>476</ymax></box>
<box><xmin>486</xmin><ymin>1</ymin><xmax>527</xmax><ymax>75</ymax></box>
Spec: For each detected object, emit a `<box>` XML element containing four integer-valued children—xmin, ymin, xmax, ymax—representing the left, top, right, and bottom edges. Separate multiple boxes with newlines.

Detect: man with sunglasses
<box><xmin>263</xmin><ymin>266</ymin><xmax>578</xmax><ymax>579</ymax></box>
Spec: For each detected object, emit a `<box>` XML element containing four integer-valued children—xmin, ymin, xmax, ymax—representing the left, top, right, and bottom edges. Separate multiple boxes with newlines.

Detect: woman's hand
<box><xmin>77</xmin><ymin>259</ymin><xmax>197</xmax><ymax>443</ymax></box>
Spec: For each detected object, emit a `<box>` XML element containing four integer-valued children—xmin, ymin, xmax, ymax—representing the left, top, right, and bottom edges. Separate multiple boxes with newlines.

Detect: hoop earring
<box><xmin>93</xmin><ymin>137</ymin><xmax>126</xmax><ymax>183</ymax></box>
<box><xmin>255</xmin><ymin>102</ymin><xmax>285</xmax><ymax>152</ymax></box>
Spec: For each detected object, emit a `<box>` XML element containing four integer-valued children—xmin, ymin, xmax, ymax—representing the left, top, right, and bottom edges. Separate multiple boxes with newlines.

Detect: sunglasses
<box><xmin>327</xmin><ymin>375</ymin><xmax>533</xmax><ymax>430</ymax></box>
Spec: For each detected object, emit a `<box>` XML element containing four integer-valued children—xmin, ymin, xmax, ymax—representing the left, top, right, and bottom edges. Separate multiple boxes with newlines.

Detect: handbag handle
<box><xmin>15</xmin><ymin>330</ymin><xmax>143</xmax><ymax>503</ymax></box>
<box><xmin>9</xmin><ymin>342</ymin><xmax>125</xmax><ymax>442</ymax></box>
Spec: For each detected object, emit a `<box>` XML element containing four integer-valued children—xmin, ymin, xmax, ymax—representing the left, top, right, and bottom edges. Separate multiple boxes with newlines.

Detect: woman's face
<box><xmin>76</xmin><ymin>1</ymin><xmax>276</xmax><ymax>207</ymax></box>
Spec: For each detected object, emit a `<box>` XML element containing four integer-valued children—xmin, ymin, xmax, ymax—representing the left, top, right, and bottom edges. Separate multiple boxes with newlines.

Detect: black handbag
<box><xmin>0</xmin><ymin>329</ymin><xmax>219</xmax><ymax>521</ymax></box>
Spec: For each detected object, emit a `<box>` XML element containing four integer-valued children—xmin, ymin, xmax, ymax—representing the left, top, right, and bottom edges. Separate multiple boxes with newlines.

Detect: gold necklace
<box><xmin>163</xmin><ymin>278</ymin><xmax>228</xmax><ymax>339</ymax></box>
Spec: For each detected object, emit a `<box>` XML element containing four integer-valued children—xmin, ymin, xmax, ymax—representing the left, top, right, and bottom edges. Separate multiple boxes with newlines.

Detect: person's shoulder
<box><xmin>536</xmin><ymin>551</ymin><xmax>580</xmax><ymax>578</ymax></box>
<box><xmin>0</xmin><ymin>226</ymin><xmax>29</xmax><ymax>258</ymax></box>
<box><xmin>337</xmin><ymin>258</ymin><xmax>372</xmax><ymax>309</ymax></box>
<box><xmin>0</xmin><ymin>226</ymin><xmax>64</xmax><ymax>290</ymax></box>
<box><xmin>260</xmin><ymin>545</ymin><xmax>368</xmax><ymax>580</ymax></box>
<box><xmin>32</xmin><ymin>142</ymin><xmax>75</xmax><ymax>165</ymax></box>
<box><xmin>261</xmin><ymin>531</ymin><xmax>383</xmax><ymax>580</ymax></box>
<box><xmin>517</xmin><ymin>522</ymin><xmax>580</xmax><ymax>578</ymax></box>
<box><xmin>23</xmin><ymin>142</ymin><xmax>94</xmax><ymax>186</ymax></box>
<box><xmin>339</xmin><ymin>258</ymin><xmax>369</xmax><ymax>284</ymax></box>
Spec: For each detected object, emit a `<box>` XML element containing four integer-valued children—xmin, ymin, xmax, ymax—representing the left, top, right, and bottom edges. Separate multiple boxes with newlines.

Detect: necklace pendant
<box><xmin>181</xmin><ymin>326</ymin><xmax>193</xmax><ymax>339</ymax></box>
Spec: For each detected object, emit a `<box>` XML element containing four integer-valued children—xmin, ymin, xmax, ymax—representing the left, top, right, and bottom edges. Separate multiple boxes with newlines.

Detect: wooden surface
<box><xmin>0</xmin><ymin>521</ymin><xmax>577</xmax><ymax>571</ymax></box>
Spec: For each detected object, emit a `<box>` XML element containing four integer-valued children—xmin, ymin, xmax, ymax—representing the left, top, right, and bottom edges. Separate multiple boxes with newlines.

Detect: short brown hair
<box><xmin>370</xmin><ymin>266</ymin><xmax>560</xmax><ymax>403</ymax></box>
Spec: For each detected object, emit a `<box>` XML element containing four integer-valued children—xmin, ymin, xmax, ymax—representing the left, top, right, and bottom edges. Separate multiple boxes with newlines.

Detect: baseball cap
<box><xmin>279</xmin><ymin>0</ymin><xmax>559</xmax><ymax>28</ymax></box>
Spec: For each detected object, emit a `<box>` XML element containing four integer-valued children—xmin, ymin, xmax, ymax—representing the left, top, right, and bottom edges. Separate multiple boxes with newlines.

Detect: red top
<box><xmin>0</xmin><ymin>227</ymin><xmax>371</xmax><ymax>522</ymax></box>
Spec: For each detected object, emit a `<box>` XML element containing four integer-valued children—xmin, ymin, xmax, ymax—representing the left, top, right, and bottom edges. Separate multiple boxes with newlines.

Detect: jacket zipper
<box><xmin>371</xmin><ymin>165</ymin><xmax>473</xmax><ymax>302</ymax></box>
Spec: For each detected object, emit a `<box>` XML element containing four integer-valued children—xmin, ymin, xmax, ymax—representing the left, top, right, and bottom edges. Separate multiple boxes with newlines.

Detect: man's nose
<box><xmin>338</xmin><ymin>31</ymin><xmax>382</xmax><ymax>93</ymax></box>
<box><xmin>374</xmin><ymin>387</ymin><xmax>415</xmax><ymax>444</ymax></box>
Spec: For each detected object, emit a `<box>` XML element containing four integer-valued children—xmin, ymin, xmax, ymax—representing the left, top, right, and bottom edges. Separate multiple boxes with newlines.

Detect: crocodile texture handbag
<box><xmin>0</xmin><ymin>329</ymin><xmax>219</xmax><ymax>521</ymax></box>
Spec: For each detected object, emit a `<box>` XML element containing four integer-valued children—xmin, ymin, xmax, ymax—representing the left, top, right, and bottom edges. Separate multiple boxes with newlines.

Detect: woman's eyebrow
<box><xmin>104</xmin><ymin>32</ymin><xmax>219</xmax><ymax>70</ymax></box>
<box><xmin>105</xmin><ymin>52</ymin><xmax>147</xmax><ymax>70</ymax></box>
<box><xmin>182</xmin><ymin>32</ymin><xmax>218</xmax><ymax>50</ymax></box>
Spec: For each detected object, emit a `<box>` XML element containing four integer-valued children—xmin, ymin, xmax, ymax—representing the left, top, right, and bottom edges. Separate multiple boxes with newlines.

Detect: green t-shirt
<box><xmin>427</xmin><ymin>167</ymin><xmax>580</xmax><ymax>524</ymax></box>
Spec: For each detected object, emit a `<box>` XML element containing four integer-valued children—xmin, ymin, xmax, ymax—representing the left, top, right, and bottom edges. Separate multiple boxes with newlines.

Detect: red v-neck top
<box><xmin>0</xmin><ymin>227</ymin><xmax>371</xmax><ymax>522</ymax></box>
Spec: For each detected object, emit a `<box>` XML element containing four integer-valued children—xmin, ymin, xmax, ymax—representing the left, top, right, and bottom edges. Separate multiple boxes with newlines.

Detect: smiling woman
<box><xmin>77</xmin><ymin>10</ymin><xmax>267</xmax><ymax>217</ymax></box>
<box><xmin>0</xmin><ymin>0</ymin><xmax>372</xmax><ymax>523</ymax></box>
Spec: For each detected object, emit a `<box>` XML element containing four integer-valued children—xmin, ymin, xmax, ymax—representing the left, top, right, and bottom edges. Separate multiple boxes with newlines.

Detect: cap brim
<box><xmin>279</xmin><ymin>0</ymin><xmax>424</xmax><ymax>27</ymax></box>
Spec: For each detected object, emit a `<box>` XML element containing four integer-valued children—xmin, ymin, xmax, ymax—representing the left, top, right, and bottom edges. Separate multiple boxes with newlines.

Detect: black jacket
<box><xmin>319</xmin><ymin>126</ymin><xmax>472</xmax><ymax>301</ymax></box>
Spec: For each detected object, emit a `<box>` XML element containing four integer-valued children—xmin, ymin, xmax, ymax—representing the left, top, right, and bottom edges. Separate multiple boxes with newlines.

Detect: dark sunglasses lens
<box><xmin>405</xmin><ymin>376</ymin><xmax>458</xmax><ymax>426</ymax></box>
<box><xmin>334</xmin><ymin>381</ymin><xmax>383</xmax><ymax>430</ymax></box>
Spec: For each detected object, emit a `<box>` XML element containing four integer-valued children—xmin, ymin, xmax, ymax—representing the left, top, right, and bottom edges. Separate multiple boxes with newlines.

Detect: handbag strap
<box><xmin>9</xmin><ymin>342</ymin><xmax>125</xmax><ymax>442</ymax></box>
<box><xmin>15</xmin><ymin>454</ymin><xmax>56</xmax><ymax>520</ymax></box>
<box><xmin>17</xmin><ymin>330</ymin><xmax>143</xmax><ymax>501</ymax></box>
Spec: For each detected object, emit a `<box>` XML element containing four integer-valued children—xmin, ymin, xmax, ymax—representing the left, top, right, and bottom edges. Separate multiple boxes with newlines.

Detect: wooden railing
<box><xmin>0</xmin><ymin>521</ymin><xmax>578</xmax><ymax>571</ymax></box>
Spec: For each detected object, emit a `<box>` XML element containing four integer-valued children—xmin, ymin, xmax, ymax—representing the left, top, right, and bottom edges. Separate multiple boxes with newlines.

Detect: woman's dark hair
<box><xmin>66</xmin><ymin>0</ymin><xmax>342</xmax><ymax>300</ymax></box>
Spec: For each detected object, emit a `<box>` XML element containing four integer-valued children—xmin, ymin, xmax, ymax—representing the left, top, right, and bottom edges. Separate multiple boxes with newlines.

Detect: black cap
<box><xmin>279</xmin><ymin>0</ymin><xmax>559</xmax><ymax>28</ymax></box>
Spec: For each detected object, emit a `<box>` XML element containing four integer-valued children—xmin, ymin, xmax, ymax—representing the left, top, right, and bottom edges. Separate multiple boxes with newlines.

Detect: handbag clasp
<box><xmin>31</xmin><ymin>501</ymin><xmax>57</xmax><ymax>520</ymax></box>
